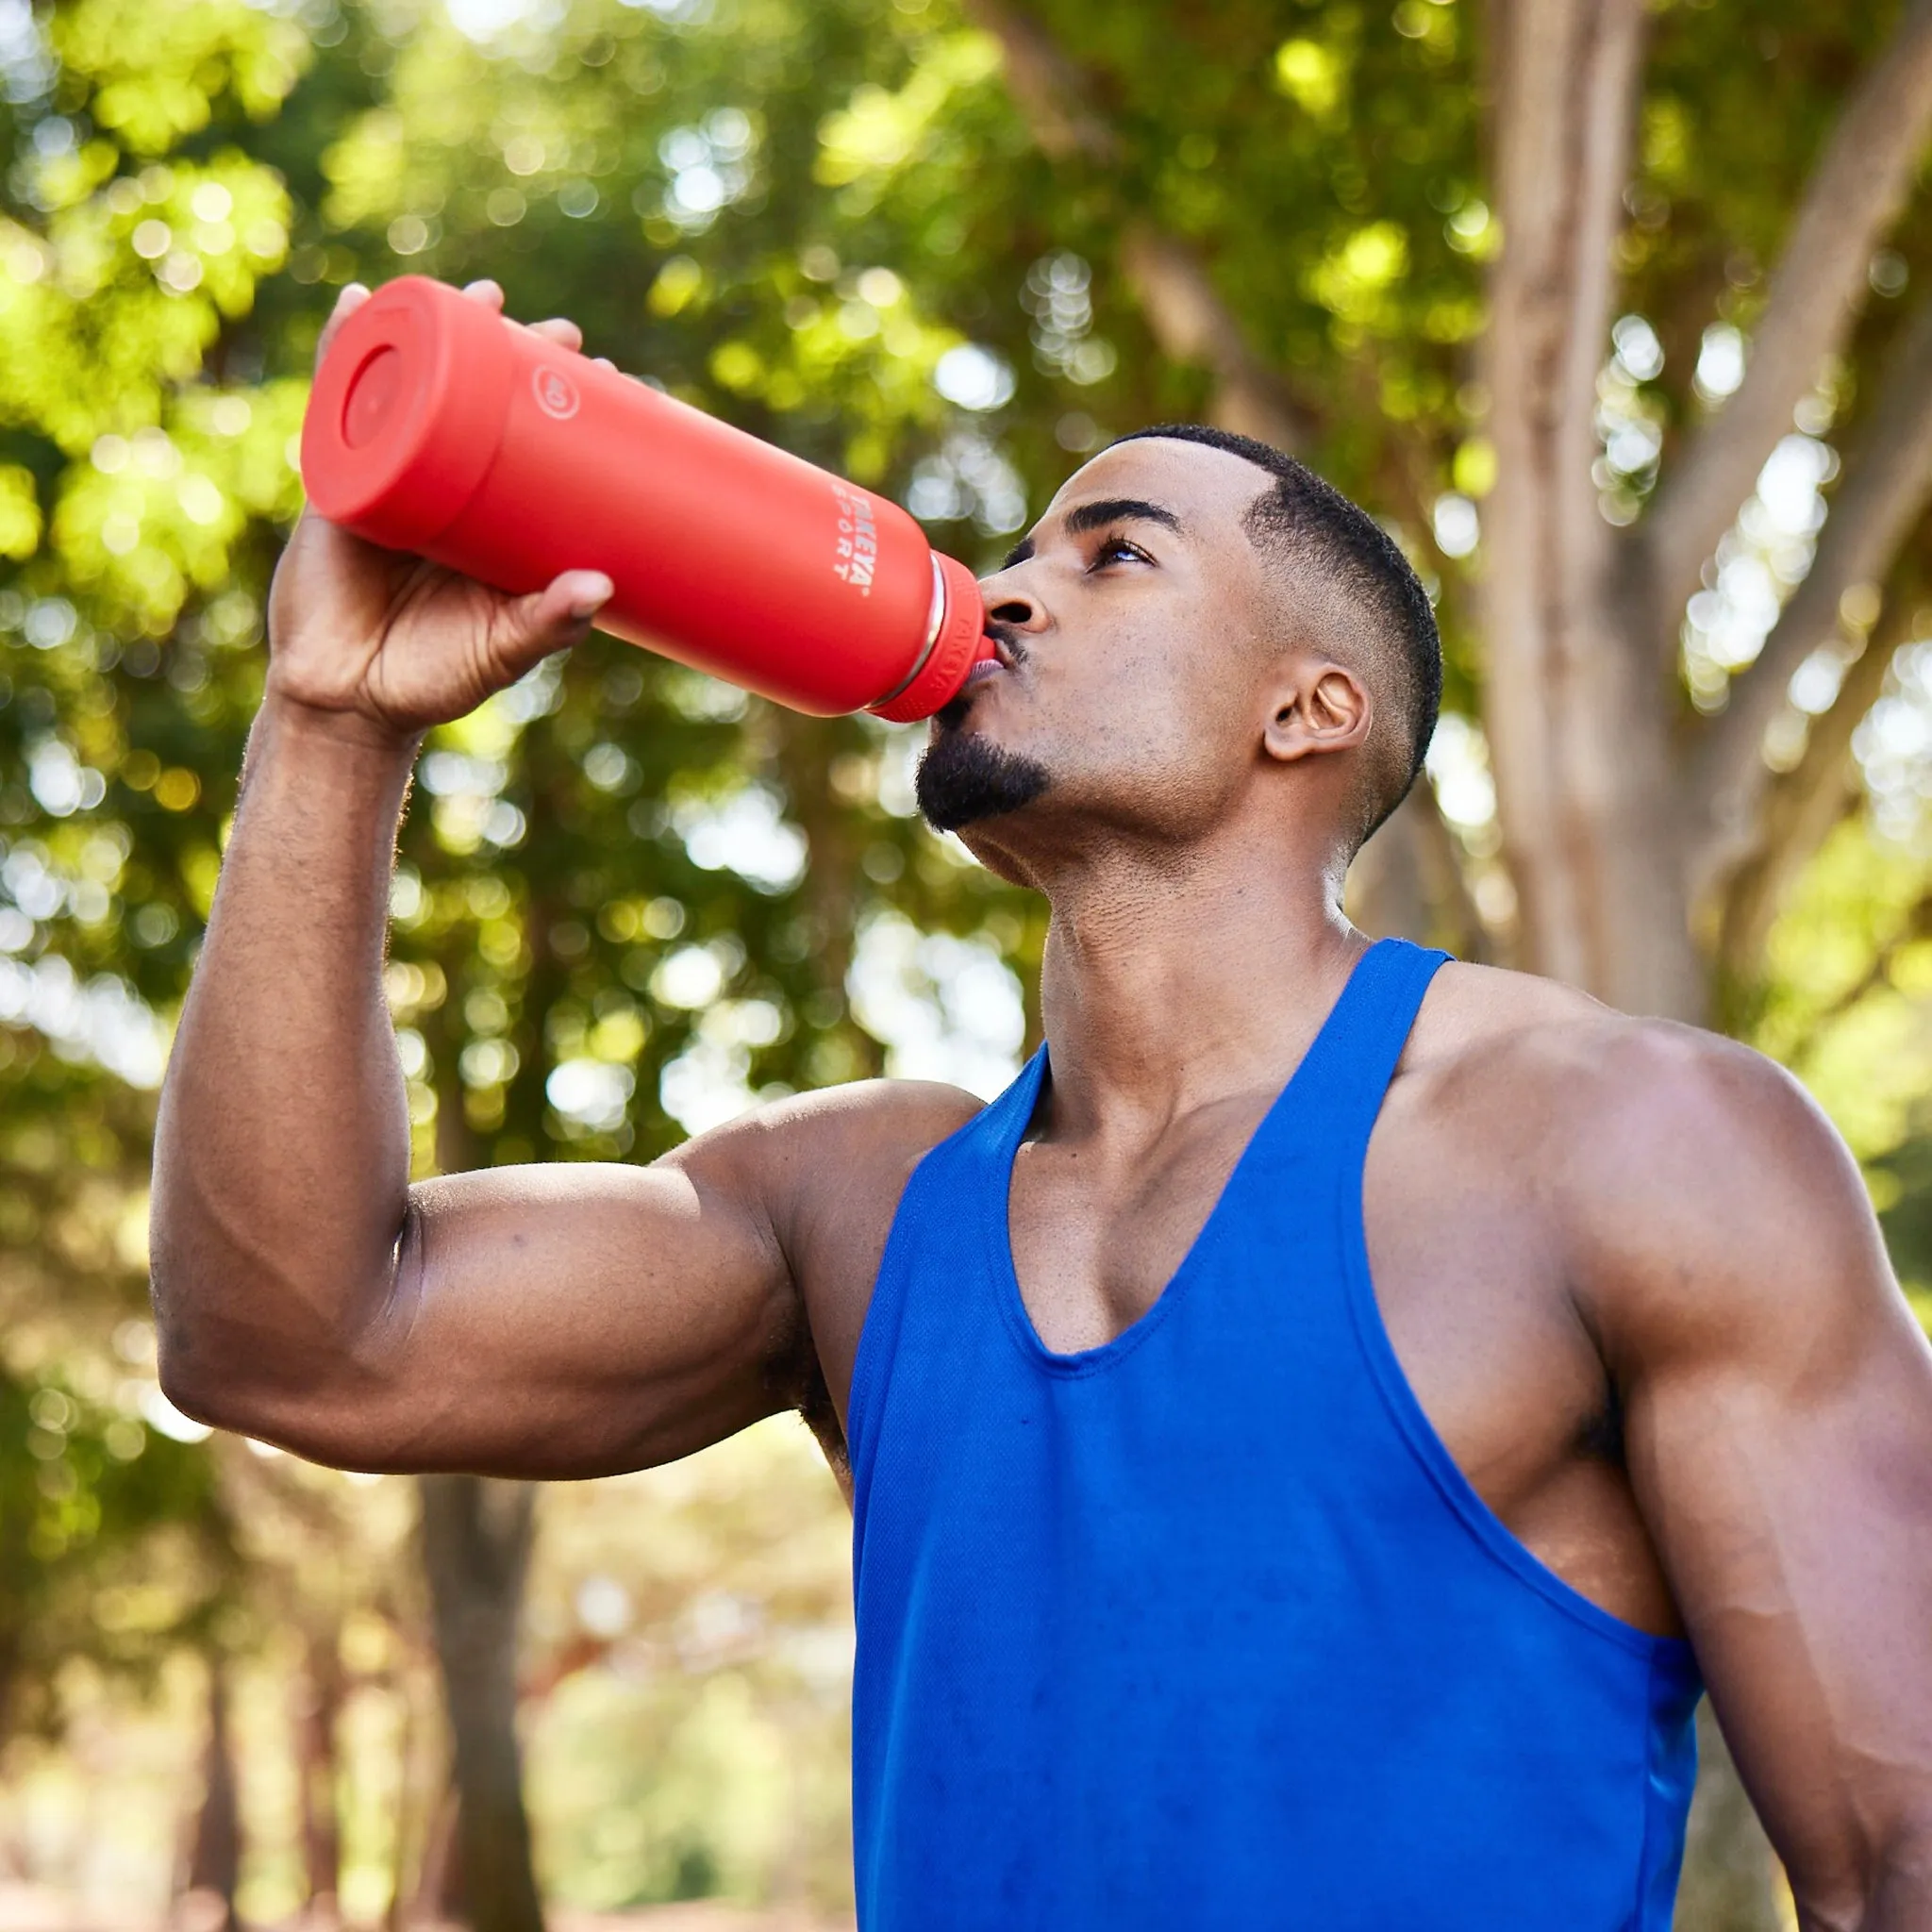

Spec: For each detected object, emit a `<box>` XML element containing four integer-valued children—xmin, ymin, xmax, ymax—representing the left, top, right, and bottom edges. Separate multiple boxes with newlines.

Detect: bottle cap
<box><xmin>300</xmin><ymin>275</ymin><xmax>515</xmax><ymax>554</ymax></box>
<box><xmin>871</xmin><ymin>553</ymin><xmax>991</xmax><ymax>722</ymax></box>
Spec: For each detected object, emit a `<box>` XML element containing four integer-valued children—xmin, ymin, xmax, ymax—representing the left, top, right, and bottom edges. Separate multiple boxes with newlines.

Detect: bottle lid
<box><xmin>300</xmin><ymin>275</ymin><xmax>515</xmax><ymax>555</ymax></box>
<box><xmin>871</xmin><ymin>552</ymin><xmax>991</xmax><ymax>722</ymax></box>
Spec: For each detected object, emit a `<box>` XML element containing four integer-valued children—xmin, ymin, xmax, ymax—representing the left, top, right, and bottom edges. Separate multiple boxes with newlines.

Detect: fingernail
<box><xmin>569</xmin><ymin>574</ymin><xmax>614</xmax><ymax>619</ymax></box>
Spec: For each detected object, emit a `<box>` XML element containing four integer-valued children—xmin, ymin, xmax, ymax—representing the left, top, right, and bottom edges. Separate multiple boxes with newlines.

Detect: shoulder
<box><xmin>1408</xmin><ymin>958</ymin><xmax>1832</xmax><ymax>1160</ymax></box>
<box><xmin>660</xmin><ymin>1075</ymin><xmax>990</xmax><ymax>1285</ymax></box>
<box><xmin>1407</xmin><ymin>960</ymin><xmax>1895</xmax><ymax>1365</ymax></box>
<box><xmin>660</xmin><ymin>1074</ymin><xmax>987</xmax><ymax>1208</ymax></box>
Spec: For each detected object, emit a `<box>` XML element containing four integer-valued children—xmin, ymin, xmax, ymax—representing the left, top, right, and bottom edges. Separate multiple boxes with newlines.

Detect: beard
<box><xmin>915</xmin><ymin>717</ymin><xmax>1052</xmax><ymax>832</ymax></box>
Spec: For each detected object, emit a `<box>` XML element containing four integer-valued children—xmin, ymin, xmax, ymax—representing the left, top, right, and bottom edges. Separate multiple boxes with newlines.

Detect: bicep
<box><xmin>1599</xmin><ymin>1057</ymin><xmax>1932</xmax><ymax>1914</ymax></box>
<box><xmin>274</xmin><ymin>1152</ymin><xmax>798</xmax><ymax>1478</ymax></box>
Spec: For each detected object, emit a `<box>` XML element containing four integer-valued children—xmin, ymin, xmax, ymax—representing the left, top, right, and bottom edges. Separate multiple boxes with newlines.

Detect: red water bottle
<box><xmin>298</xmin><ymin>275</ymin><xmax>992</xmax><ymax>721</ymax></box>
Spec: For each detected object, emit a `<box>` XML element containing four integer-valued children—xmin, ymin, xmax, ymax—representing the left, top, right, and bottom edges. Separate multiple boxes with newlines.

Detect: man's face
<box><xmin>917</xmin><ymin>439</ymin><xmax>1285</xmax><ymax>866</ymax></box>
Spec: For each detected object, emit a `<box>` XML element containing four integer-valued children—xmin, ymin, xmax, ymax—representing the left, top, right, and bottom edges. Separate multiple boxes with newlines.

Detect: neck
<box><xmin>1032</xmin><ymin>829</ymin><xmax>1365</xmax><ymax>1137</ymax></box>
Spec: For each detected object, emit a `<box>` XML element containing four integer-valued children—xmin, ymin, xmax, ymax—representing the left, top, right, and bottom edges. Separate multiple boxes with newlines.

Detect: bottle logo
<box><xmin>533</xmin><ymin>365</ymin><xmax>580</xmax><ymax>422</ymax></box>
<box><xmin>829</xmin><ymin>479</ymin><xmax>876</xmax><ymax>597</ymax></box>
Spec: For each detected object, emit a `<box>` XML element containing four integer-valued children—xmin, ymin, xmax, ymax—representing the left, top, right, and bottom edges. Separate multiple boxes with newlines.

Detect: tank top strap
<box><xmin>972</xmin><ymin>1043</ymin><xmax>1049</xmax><ymax>1174</ymax></box>
<box><xmin>1252</xmin><ymin>937</ymin><xmax>1451</xmax><ymax>1166</ymax></box>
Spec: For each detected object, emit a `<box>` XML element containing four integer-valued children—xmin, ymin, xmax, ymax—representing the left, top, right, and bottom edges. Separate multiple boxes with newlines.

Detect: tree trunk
<box><xmin>1348</xmin><ymin>784</ymin><xmax>1493</xmax><ymax>958</ymax></box>
<box><xmin>298</xmin><ymin>1625</ymin><xmax>343</xmax><ymax>1921</ymax></box>
<box><xmin>412</xmin><ymin>1783</ymin><xmax>466</xmax><ymax>1926</ymax></box>
<box><xmin>417</xmin><ymin>1474</ymin><xmax>544</xmax><ymax>1932</ymax></box>
<box><xmin>1481</xmin><ymin>0</ymin><xmax>1705</xmax><ymax>1021</ymax></box>
<box><xmin>1481</xmin><ymin>5</ymin><xmax>1778</xmax><ymax>1922</ymax></box>
<box><xmin>185</xmin><ymin>1657</ymin><xmax>241</xmax><ymax>1932</ymax></box>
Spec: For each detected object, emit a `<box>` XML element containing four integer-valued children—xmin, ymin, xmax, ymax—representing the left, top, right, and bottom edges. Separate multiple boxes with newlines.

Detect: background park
<box><xmin>2</xmin><ymin>0</ymin><xmax>1931</xmax><ymax>1927</ymax></box>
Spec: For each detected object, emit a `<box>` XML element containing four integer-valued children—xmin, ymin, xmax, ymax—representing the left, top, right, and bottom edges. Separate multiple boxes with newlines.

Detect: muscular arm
<box><xmin>152</xmin><ymin>697</ymin><xmax>804</xmax><ymax>1477</ymax></box>
<box><xmin>151</xmin><ymin>279</ymin><xmax>974</xmax><ymax>1480</ymax></box>
<box><xmin>1575</xmin><ymin>1033</ymin><xmax>1932</xmax><ymax>1929</ymax></box>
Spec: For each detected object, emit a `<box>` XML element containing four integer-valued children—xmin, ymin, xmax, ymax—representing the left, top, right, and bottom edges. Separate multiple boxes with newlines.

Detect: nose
<box><xmin>978</xmin><ymin>569</ymin><xmax>1047</xmax><ymax>636</ymax></box>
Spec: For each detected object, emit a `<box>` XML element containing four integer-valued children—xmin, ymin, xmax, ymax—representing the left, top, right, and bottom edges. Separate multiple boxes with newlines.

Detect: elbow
<box><xmin>147</xmin><ymin>1198</ymin><xmax>415</xmax><ymax>1451</ymax></box>
<box><xmin>154</xmin><ymin>1309</ymin><xmax>402</xmax><ymax>1469</ymax></box>
<box><xmin>153</xmin><ymin>1300</ymin><xmax>274</xmax><ymax>1441</ymax></box>
<box><xmin>148</xmin><ymin>1241</ymin><xmax>231</xmax><ymax>1431</ymax></box>
<box><xmin>149</xmin><ymin>1260</ymin><xmax>383</xmax><ymax>1452</ymax></box>
<box><xmin>147</xmin><ymin>1229</ymin><xmax>264</xmax><ymax>1437</ymax></box>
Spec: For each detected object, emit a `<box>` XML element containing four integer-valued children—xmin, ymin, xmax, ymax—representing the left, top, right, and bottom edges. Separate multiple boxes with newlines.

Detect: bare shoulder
<box><xmin>660</xmin><ymin>1072</ymin><xmax>987</xmax><ymax>1306</ymax></box>
<box><xmin>658</xmin><ymin>1074</ymin><xmax>990</xmax><ymax>1445</ymax></box>
<box><xmin>659</xmin><ymin>1074</ymin><xmax>985</xmax><ymax>1208</ymax></box>
<box><xmin>1404</xmin><ymin>960</ymin><xmax>1899</xmax><ymax>1358</ymax></box>
<box><xmin>1408</xmin><ymin>958</ymin><xmax>1830</xmax><ymax>1158</ymax></box>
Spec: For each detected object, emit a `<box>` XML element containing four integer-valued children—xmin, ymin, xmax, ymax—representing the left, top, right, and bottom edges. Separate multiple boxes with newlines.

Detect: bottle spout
<box><xmin>869</xmin><ymin>553</ymin><xmax>989</xmax><ymax>723</ymax></box>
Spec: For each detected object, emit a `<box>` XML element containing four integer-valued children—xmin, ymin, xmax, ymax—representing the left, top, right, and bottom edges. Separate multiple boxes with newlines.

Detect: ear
<box><xmin>1260</xmin><ymin>659</ymin><xmax>1372</xmax><ymax>765</ymax></box>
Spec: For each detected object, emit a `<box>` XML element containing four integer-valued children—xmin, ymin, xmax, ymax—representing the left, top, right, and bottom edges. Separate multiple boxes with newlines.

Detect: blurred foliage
<box><xmin>5</xmin><ymin>0</ymin><xmax>1932</xmax><ymax>1912</ymax></box>
<box><xmin>524</xmin><ymin>1420</ymin><xmax>854</xmax><ymax>1913</ymax></box>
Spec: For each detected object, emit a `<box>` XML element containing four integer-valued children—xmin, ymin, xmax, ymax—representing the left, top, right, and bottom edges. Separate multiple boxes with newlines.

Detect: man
<box><xmin>153</xmin><ymin>281</ymin><xmax>1932</xmax><ymax>1929</ymax></box>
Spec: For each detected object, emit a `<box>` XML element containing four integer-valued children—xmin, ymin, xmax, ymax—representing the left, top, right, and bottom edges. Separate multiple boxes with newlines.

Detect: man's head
<box><xmin>916</xmin><ymin>427</ymin><xmax>1441</xmax><ymax>881</ymax></box>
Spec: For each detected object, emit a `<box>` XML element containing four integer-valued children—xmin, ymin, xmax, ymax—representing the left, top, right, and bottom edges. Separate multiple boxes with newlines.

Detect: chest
<box><xmin>1006</xmin><ymin>1089</ymin><xmax>1573</xmax><ymax>1397</ymax></box>
<box><xmin>1003</xmin><ymin>1092</ymin><xmax>1674</xmax><ymax>1633</ymax></box>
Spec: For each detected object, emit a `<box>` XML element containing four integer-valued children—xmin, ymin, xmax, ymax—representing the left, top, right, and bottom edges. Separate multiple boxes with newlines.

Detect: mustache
<box><xmin>984</xmin><ymin>619</ymin><xmax>1029</xmax><ymax>668</ymax></box>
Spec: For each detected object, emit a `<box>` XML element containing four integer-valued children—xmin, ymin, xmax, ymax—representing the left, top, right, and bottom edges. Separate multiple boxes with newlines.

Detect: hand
<box><xmin>265</xmin><ymin>279</ymin><xmax>617</xmax><ymax>741</ymax></box>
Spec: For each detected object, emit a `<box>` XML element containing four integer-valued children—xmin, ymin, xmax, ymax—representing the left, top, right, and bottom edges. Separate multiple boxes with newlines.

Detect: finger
<box><xmin>461</xmin><ymin>279</ymin><xmax>507</xmax><ymax>310</ymax></box>
<box><xmin>530</xmin><ymin>317</ymin><xmax>585</xmax><ymax>351</ymax></box>
<box><xmin>314</xmin><ymin>282</ymin><xmax>372</xmax><ymax>375</ymax></box>
<box><xmin>591</xmin><ymin>357</ymin><xmax>616</xmax><ymax>372</ymax></box>
<box><xmin>492</xmin><ymin>570</ymin><xmax>615</xmax><ymax>684</ymax></box>
<box><xmin>557</xmin><ymin>570</ymin><xmax>615</xmax><ymax>623</ymax></box>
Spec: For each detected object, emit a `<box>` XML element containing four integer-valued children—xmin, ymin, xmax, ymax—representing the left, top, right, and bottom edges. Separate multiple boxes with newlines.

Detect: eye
<box><xmin>1088</xmin><ymin>534</ymin><xmax>1151</xmax><ymax>571</ymax></box>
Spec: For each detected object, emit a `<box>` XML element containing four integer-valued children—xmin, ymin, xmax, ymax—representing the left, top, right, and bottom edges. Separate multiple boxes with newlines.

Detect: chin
<box><xmin>915</xmin><ymin>726</ymin><xmax>1053</xmax><ymax>834</ymax></box>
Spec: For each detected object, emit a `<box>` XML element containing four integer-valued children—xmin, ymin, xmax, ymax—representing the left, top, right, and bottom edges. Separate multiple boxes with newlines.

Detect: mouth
<box><xmin>967</xmin><ymin>628</ymin><xmax>1024</xmax><ymax>685</ymax></box>
<box><xmin>932</xmin><ymin>629</ymin><xmax>1023</xmax><ymax>732</ymax></box>
<box><xmin>934</xmin><ymin>634</ymin><xmax>1013</xmax><ymax>728</ymax></box>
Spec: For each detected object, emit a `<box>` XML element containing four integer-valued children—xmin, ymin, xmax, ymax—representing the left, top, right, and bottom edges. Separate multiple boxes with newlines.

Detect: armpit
<box><xmin>763</xmin><ymin>1305</ymin><xmax>853</xmax><ymax>1506</ymax></box>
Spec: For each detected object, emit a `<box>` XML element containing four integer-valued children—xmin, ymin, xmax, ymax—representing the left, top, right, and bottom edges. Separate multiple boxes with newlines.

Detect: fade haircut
<box><xmin>1113</xmin><ymin>424</ymin><xmax>1442</xmax><ymax>847</ymax></box>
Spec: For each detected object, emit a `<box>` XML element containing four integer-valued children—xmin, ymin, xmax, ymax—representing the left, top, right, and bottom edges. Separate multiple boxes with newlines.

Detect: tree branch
<box><xmin>1116</xmin><ymin>225</ymin><xmax>1317</xmax><ymax>451</ymax></box>
<box><xmin>1689</xmin><ymin>294</ymin><xmax>1932</xmax><ymax>903</ymax></box>
<box><xmin>964</xmin><ymin>0</ymin><xmax>1315</xmax><ymax>453</ymax></box>
<box><xmin>1646</xmin><ymin>0</ymin><xmax>1932</xmax><ymax>641</ymax></box>
<box><xmin>1713</xmin><ymin>586</ymin><xmax>1918</xmax><ymax>977</ymax></box>
<box><xmin>958</xmin><ymin>0</ymin><xmax>1120</xmax><ymax>166</ymax></box>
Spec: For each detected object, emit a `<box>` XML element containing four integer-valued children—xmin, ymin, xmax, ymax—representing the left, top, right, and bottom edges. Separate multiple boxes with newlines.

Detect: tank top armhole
<box><xmin>843</xmin><ymin>1160</ymin><xmax>924</xmax><ymax>1487</ymax></box>
<box><xmin>844</xmin><ymin>1092</ymin><xmax>1012</xmax><ymax>1488</ymax></box>
<box><xmin>847</xmin><ymin>1053</ymin><xmax>1049</xmax><ymax>1482</ymax></box>
<box><xmin>1339</xmin><ymin>1159</ymin><xmax>1699</xmax><ymax>1665</ymax></box>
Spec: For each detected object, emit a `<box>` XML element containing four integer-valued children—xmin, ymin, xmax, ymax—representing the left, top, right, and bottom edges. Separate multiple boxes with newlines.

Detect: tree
<box><xmin>419</xmin><ymin>1476</ymin><xmax>542</xmax><ymax>1932</ymax></box>
<box><xmin>4</xmin><ymin>0</ymin><xmax>1031</xmax><ymax>1913</ymax></box>
<box><xmin>10</xmin><ymin>0</ymin><xmax>1932</xmax><ymax>1924</ymax></box>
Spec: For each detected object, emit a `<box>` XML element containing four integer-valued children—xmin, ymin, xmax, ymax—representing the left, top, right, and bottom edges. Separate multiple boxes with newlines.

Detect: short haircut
<box><xmin>1113</xmin><ymin>424</ymin><xmax>1442</xmax><ymax>846</ymax></box>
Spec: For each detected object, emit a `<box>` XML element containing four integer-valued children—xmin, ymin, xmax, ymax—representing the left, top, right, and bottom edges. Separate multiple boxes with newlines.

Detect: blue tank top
<box><xmin>846</xmin><ymin>938</ymin><xmax>1702</xmax><ymax>1928</ymax></box>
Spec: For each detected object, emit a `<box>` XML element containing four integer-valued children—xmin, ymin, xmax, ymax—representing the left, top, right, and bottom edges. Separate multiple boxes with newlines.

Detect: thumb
<box><xmin>491</xmin><ymin>569</ymin><xmax>614</xmax><ymax>680</ymax></box>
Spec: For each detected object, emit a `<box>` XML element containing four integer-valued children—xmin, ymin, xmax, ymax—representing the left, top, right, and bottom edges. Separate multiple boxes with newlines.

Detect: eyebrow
<box><xmin>1000</xmin><ymin>496</ymin><xmax>1185</xmax><ymax>571</ymax></box>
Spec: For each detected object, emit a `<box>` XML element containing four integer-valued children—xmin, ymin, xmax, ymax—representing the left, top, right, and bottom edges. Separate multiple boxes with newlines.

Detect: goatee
<box><xmin>915</xmin><ymin>724</ymin><xmax>1052</xmax><ymax>832</ymax></box>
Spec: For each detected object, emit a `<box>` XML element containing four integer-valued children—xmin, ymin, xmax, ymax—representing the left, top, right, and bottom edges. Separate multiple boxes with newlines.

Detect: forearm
<box><xmin>151</xmin><ymin>691</ymin><xmax>421</xmax><ymax>1420</ymax></box>
<box><xmin>1814</xmin><ymin>1832</ymin><xmax>1932</xmax><ymax>1932</ymax></box>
